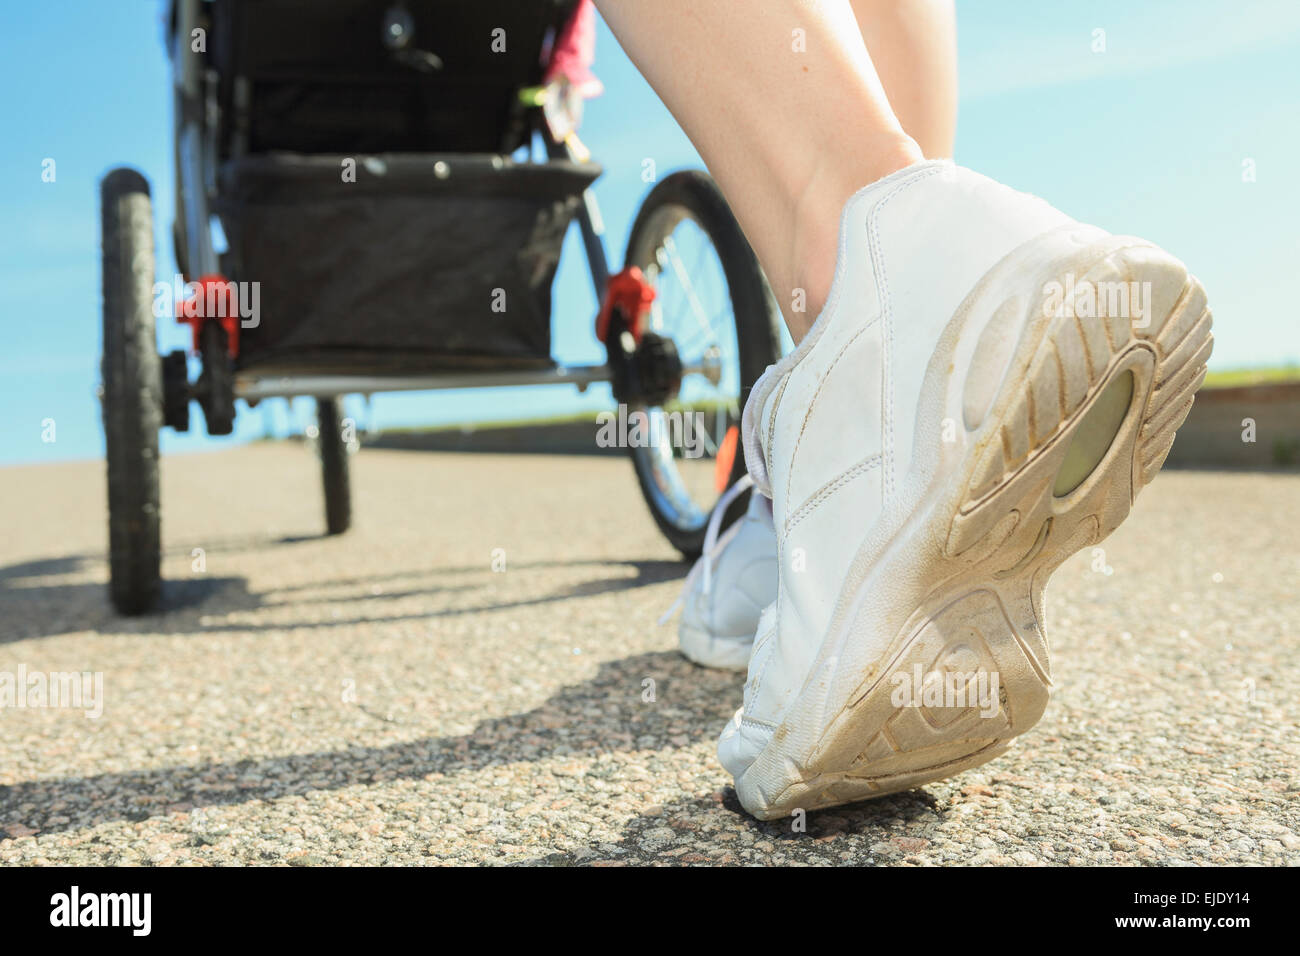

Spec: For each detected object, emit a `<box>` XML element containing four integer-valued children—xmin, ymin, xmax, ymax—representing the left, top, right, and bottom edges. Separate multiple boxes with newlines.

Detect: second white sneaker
<box><xmin>666</xmin><ymin>475</ymin><xmax>778</xmax><ymax>671</ymax></box>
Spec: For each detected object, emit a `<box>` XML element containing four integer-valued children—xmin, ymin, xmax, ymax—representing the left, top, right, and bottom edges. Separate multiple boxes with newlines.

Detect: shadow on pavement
<box><xmin>0</xmin><ymin>539</ymin><xmax>684</xmax><ymax>643</ymax></box>
<box><xmin>0</xmin><ymin>651</ymin><xmax>741</xmax><ymax>838</ymax></box>
<box><xmin>517</xmin><ymin>785</ymin><xmax>946</xmax><ymax>865</ymax></box>
<box><xmin>0</xmin><ymin>542</ymin><xmax>951</xmax><ymax>850</ymax></box>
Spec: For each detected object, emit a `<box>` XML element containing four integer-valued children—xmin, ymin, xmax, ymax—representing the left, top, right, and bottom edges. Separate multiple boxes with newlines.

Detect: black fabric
<box><xmin>209</xmin><ymin>0</ymin><xmax>579</xmax><ymax>155</ymax></box>
<box><xmin>216</xmin><ymin>153</ymin><xmax>600</xmax><ymax>374</ymax></box>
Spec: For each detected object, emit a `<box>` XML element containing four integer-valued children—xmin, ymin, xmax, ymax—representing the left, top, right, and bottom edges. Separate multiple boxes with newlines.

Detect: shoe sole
<box><xmin>733</xmin><ymin>229</ymin><xmax>1213</xmax><ymax>819</ymax></box>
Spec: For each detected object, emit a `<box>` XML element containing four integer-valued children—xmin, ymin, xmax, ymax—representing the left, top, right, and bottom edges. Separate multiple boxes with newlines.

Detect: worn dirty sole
<box><xmin>733</xmin><ymin>231</ymin><xmax>1212</xmax><ymax>820</ymax></box>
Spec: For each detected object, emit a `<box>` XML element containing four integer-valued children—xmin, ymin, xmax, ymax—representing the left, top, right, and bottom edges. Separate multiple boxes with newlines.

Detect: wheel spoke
<box><xmin>663</xmin><ymin>235</ymin><xmax>718</xmax><ymax>346</ymax></box>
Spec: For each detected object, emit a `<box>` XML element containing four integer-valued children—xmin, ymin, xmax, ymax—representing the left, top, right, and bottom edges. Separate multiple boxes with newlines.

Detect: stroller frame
<box><xmin>171</xmin><ymin>0</ymin><xmax>618</xmax><ymax>401</ymax></box>
<box><xmin>99</xmin><ymin>0</ymin><xmax>784</xmax><ymax>614</ymax></box>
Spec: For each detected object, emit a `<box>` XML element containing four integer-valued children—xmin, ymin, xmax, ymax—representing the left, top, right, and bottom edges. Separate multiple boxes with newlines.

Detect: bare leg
<box><xmin>851</xmin><ymin>0</ymin><xmax>957</xmax><ymax>159</ymax></box>
<box><xmin>595</xmin><ymin>0</ymin><xmax>924</xmax><ymax>340</ymax></box>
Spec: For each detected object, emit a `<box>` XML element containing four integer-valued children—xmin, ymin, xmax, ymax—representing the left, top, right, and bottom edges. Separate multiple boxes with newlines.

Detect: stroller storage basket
<box><xmin>216</xmin><ymin>152</ymin><xmax>600</xmax><ymax>374</ymax></box>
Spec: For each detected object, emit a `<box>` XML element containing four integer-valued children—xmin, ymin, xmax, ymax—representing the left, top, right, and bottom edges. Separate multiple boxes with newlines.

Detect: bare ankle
<box><xmin>784</xmin><ymin>140</ymin><xmax>923</xmax><ymax>341</ymax></box>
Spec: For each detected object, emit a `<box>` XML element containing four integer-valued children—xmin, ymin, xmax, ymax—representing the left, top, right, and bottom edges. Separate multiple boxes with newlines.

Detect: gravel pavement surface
<box><xmin>1</xmin><ymin>444</ymin><xmax>1297</xmax><ymax>866</ymax></box>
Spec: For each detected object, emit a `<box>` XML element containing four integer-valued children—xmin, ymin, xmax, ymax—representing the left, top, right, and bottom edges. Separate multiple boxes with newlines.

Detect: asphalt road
<box><xmin>1</xmin><ymin>444</ymin><xmax>1297</xmax><ymax>865</ymax></box>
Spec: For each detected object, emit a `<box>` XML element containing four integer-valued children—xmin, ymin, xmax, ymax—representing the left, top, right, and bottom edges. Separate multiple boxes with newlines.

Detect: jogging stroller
<box><xmin>99</xmin><ymin>0</ymin><xmax>783</xmax><ymax>614</ymax></box>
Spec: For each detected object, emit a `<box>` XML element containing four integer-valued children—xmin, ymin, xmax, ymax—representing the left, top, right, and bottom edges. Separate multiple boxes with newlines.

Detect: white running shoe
<box><xmin>663</xmin><ymin>475</ymin><xmax>778</xmax><ymax>670</ymax></box>
<box><xmin>718</xmin><ymin>160</ymin><xmax>1212</xmax><ymax>820</ymax></box>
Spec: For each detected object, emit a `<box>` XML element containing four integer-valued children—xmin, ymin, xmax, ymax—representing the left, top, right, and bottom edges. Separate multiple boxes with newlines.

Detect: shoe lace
<box><xmin>657</xmin><ymin>472</ymin><xmax>754</xmax><ymax>625</ymax></box>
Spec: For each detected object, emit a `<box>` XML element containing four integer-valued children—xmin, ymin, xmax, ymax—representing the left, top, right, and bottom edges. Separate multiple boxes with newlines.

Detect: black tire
<box><xmin>623</xmin><ymin>170</ymin><xmax>783</xmax><ymax>557</ymax></box>
<box><xmin>316</xmin><ymin>397</ymin><xmax>352</xmax><ymax>535</ymax></box>
<box><xmin>100</xmin><ymin>168</ymin><xmax>163</xmax><ymax>614</ymax></box>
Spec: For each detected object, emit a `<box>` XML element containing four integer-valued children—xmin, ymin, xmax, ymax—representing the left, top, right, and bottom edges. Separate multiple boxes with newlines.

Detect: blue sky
<box><xmin>2</xmin><ymin>0</ymin><xmax>1297</xmax><ymax>465</ymax></box>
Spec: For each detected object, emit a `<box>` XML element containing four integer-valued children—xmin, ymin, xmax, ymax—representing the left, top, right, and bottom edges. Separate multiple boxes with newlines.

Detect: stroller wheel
<box><xmin>100</xmin><ymin>168</ymin><xmax>163</xmax><ymax>614</ymax></box>
<box><xmin>316</xmin><ymin>397</ymin><xmax>352</xmax><ymax>535</ymax></box>
<box><xmin>623</xmin><ymin>170</ymin><xmax>783</xmax><ymax>559</ymax></box>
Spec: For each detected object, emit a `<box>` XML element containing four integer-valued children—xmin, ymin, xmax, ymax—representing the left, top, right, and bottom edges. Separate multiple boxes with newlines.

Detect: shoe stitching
<box><xmin>747</xmin><ymin>640</ymin><xmax>773</xmax><ymax>703</ymax></box>
<box><xmin>784</xmin><ymin>454</ymin><xmax>882</xmax><ymax>532</ymax></box>
<box><xmin>784</xmin><ymin>320</ymin><xmax>877</xmax><ymax>511</ymax></box>
<box><xmin>745</xmin><ymin>616</ymin><xmax>779</xmax><ymax>706</ymax></box>
<box><xmin>763</xmin><ymin>375</ymin><xmax>789</xmax><ymax>504</ymax></box>
<box><xmin>868</xmin><ymin>165</ymin><xmax>948</xmax><ymax>504</ymax></box>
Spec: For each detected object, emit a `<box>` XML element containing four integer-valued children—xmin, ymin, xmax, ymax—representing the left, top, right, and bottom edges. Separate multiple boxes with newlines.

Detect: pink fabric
<box><xmin>544</xmin><ymin>0</ymin><xmax>603</xmax><ymax>98</ymax></box>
